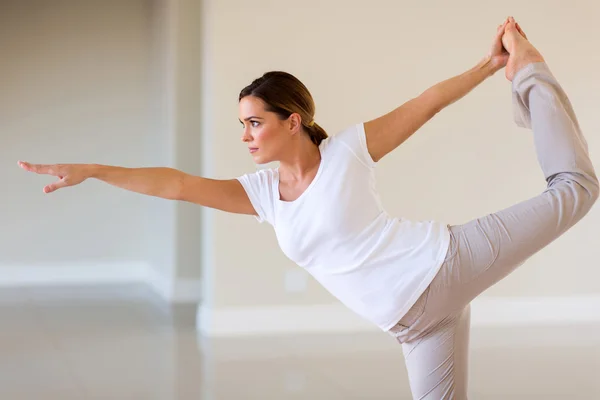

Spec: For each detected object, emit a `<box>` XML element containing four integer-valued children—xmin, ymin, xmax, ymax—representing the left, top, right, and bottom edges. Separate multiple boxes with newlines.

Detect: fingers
<box><xmin>18</xmin><ymin>161</ymin><xmax>34</xmax><ymax>172</ymax></box>
<box><xmin>497</xmin><ymin>20</ymin><xmax>508</xmax><ymax>35</ymax></box>
<box><xmin>496</xmin><ymin>21</ymin><xmax>508</xmax><ymax>38</ymax></box>
<box><xmin>492</xmin><ymin>20</ymin><xmax>509</xmax><ymax>53</ymax></box>
<box><xmin>18</xmin><ymin>161</ymin><xmax>61</xmax><ymax>176</ymax></box>
<box><xmin>43</xmin><ymin>178</ymin><xmax>70</xmax><ymax>194</ymax></box>
<box><xmin>19</xmin><ymin>161</ymin><xmax>72</xmax><ymax>193</ymax></box>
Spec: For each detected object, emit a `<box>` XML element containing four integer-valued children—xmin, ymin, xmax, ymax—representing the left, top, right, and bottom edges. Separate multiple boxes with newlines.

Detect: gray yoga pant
<box><xmin>388</xmin><ymin>62</ymin><xmax>599</xmax><ymax>400</ymax></box>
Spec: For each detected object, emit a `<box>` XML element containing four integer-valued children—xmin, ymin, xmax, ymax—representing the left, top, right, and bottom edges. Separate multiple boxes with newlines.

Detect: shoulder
<box><xmin>236</xmin><ymin>167</ymin><xmax>278</xmax><ymax>225</ymax></box>
<box><xmin>325</xmin><ymin>123</ymin><xmax>376</xmax><ymax>169</ymax></box>
<box><xmin>237</xmin><ymin>167</ymin><xmax>278</xmax><ymax>189</ymax></box>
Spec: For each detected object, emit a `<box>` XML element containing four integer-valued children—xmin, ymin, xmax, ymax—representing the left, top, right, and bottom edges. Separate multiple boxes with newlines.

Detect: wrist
<box><xmin>480</xmin><ymin>54</ymin><xmax>502</xmax><ymax>76</ymax></box>
<box><xmin>87</xmin><ymin>164</ymin><xmax>103</xmax><ymax>179</ymax></box>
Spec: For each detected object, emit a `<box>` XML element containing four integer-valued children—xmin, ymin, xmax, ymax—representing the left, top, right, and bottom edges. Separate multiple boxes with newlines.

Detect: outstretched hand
<box><xmin>488</xmin><ymin>18</ymin><xmax>510</xmax><ymax>71</ymax></box>
<box><xmin>18</xmin><ymin>161</ymin><xmax>91</xmax><ymax>193</ymax></box>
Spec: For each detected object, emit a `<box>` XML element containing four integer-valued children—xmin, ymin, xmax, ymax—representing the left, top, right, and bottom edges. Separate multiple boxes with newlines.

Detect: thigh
<box><xmin>400</xmin><ymin>305</ymin><xmax>471</xmax><ymax>400</ymax></box>
<box><xmin>430</xmin><ymin>174</ymin><xmax>595</xmax><ymax>313</ymax></box>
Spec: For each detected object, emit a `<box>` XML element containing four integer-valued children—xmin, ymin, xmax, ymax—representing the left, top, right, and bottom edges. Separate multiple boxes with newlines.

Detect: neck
<box><xmin>278</xmin><ymin>135</ymin><xmax>321</xmax><ymax>181</ymax></box>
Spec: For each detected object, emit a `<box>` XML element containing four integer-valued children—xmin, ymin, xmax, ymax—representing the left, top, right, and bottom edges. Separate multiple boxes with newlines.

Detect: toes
<box><xmin>505</xmin><ymin>21</ymin><xmax>518</xmax><ymax>33</ymax></box>
<box><xmin>516</xmin><ymin>22</ymin><xmax>528</xmax><ymax>39</ymax></box>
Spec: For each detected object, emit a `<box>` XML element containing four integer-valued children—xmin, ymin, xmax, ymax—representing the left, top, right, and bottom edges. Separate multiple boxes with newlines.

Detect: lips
<box><xmin>249</xmin><ymin>148</ymin><xmax>258</xmax><ymax>153</ymax></box>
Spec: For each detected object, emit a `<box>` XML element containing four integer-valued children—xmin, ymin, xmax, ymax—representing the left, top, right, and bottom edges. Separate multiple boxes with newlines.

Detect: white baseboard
<box><xmin>469</xmin><ymin>295</ymin><xmax>600</xmax><ymax>326</ymax></box>
<box><xmin>0</xmin><ymin>262</ymin><xmax>149</xmax><ymax>286</ymax></box>
<box><xmin>197</xmin><ymin>302</ymin><xmax>378</xmax><ymax>337</ymax></box>
<box><xmin>3</xmin><ymin>265</ymin><xmax>599</xmax><ymax>336</ymax></box>
<box><xmin>0</xmin><ymin>263</ymin><xmax>201</xmax><ymax>303</ymax></box>
<box><xmin>197</xmin><ymin>295</ymin><xmax>600</xmax><ymax>337</ymax></box>
<box><xmin>145</xmin><ymin>266</ymin><xmax>202</xmax><ymax>303</ymax></box>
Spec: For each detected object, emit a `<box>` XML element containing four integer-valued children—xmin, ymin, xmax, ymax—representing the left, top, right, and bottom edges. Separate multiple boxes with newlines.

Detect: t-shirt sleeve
<box><xmin>236</xmin><ymin>169</ymin><xmax>276</xmax><ymax>225</ymax></box>
<box><xmin>332</xmin><ymin>123</ymin><xmax>377</xmax><ymax>169</ymax></box>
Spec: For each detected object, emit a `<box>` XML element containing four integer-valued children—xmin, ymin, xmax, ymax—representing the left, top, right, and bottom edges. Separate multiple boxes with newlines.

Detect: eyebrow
<box><xmin>239</xmin><ymin>116</ymin><xmax>264</xmax><ymax>123</ymax></box>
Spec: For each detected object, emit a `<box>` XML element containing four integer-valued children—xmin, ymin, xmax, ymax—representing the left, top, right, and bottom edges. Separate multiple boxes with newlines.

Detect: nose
<box><xmin>241</xmin><ymin>129</ymin><xmax>252</xmax><ymax>143</ymax></box>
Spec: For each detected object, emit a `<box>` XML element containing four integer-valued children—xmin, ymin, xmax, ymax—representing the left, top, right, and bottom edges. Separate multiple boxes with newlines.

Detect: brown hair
<box><xmin>239</xmin><ymin>71</ymin><xmax>328</xmax><ymax>146</ymax></box>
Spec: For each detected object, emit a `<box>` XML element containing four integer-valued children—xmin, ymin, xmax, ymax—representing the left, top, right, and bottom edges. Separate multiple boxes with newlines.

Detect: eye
<box><xmin>250</xmin><ymin>120</ymin><xmax>260</xmax><ymax>127</ymax></box>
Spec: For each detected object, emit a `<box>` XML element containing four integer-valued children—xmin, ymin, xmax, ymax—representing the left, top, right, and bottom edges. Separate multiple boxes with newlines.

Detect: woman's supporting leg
<box><xmin>400</xmin><ymin>305</ymin><xmax>471</xmax><ymax>400</ymax></box>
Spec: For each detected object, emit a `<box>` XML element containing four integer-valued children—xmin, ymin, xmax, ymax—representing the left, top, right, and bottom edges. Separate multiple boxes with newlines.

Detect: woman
<box><xmin>19</xmin><ymin>17</ymin><xmax>598</xmax><ymax>399</ymax></box>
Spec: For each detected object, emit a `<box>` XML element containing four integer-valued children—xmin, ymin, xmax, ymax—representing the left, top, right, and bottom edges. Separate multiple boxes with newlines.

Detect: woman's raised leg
<box><xmin>425</xmin><ymin>21</ymin><xmax>599</xmax><ymax>316</ymax></box>
<box><xmin>390</xmin><ymin>19</ymin><xmax>598</xmax><ymax>400</ymax></box>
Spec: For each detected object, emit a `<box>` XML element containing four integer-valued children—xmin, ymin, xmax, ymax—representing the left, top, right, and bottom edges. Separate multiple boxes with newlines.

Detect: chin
<box><xmin>252</xmin><ymin>154</ymin><xmax>272</xmax><ymax>165</ymax></box>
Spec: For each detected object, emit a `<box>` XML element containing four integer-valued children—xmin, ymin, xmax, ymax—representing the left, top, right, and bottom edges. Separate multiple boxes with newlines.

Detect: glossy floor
<box><xmin>1</xmin><ymin>284</ymin><xmax>599</xmax><ymax>399</ymax></box>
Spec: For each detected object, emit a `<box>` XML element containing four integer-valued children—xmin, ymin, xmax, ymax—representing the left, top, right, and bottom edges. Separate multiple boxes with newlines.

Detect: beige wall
<box><xmin>1</xmin><ymin>0</ymin><xmax>203</xmax><ymax>297</ymax></box>
<box><xmin>201</xmin><ymin>0</ymin><xmax>600</xmax><ymax>318</ymax></box>
<box><xmin>1</xmin><ymin>0</ymin><xmax>155</xmax><ymax>266</ymax></box>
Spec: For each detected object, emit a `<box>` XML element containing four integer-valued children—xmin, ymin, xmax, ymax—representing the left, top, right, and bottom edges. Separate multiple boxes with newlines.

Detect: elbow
<box><xmin>430</xmin><ymin>96</ymin><xmax>446</xmax><ymax>115</ymax></box>
<box><xmin>430</xmin><ymin>105</ymin><xmax>443</xmax><ymax>119</ymax></box>
<box><xmin>417</xmin><ymin>91</ymin><xmax>444</xmax><ymax>117</ymax></box>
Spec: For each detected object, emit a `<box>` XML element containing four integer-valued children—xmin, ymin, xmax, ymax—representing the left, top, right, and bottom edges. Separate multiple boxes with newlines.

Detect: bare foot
<box><xmin>502</xmin><ymin>17</ymin><xmax>545</xmax><ymax>81</ymax></box>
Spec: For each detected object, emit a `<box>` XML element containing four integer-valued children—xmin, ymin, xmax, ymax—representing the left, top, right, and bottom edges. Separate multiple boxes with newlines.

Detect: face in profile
<box><xmin>239</xmin><ymin>95</ymin><xmax>292</xmax><ymax>164</ymax></box>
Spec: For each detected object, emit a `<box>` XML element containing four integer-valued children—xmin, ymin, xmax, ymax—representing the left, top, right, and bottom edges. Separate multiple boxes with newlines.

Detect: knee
<box><xmin>582</xmin><ymin>174</ymin><xmax>599</xmax><ymax>209</ymax></box>
<box><xmin>551</xmin><ymin>173</ymin><xmax>599</xmax><ymax>212</ymax></box>
<box><xmin>576</xmin><ymin>180</ymin><xmax>598</xmax><ymax>216</ymax></box>
<box><xmin>589</xmin><ymin>177</ymin><xmax>600</xmax><ymax>204</ymax></box>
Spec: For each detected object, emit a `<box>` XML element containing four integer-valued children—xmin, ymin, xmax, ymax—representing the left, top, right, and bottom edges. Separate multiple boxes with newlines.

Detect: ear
<box><xmin>287</xmin><ymin>113</ymin><xmax>302</xmax><ymax>135</ymax></box>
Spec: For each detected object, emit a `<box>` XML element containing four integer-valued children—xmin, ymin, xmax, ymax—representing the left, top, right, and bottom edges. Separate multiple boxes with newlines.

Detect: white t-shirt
<box><xmin>236</xmin><ymin>123</ymin><xmax>451</xmax><ymax>331</ymax></box>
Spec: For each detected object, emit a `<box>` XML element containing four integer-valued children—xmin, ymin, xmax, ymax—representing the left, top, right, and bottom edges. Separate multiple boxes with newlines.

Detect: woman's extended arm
<box><xmin>364</xmin><ymin>19</ymin><xmax>510</xmax><ymax>163</ymax></box>
<box><xmin>17</xmin><ymin>161</ymin><xmax>257</xmax><ymax>216</ymax></box>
